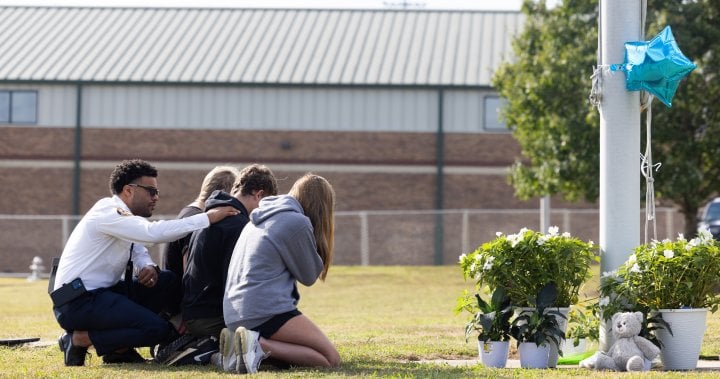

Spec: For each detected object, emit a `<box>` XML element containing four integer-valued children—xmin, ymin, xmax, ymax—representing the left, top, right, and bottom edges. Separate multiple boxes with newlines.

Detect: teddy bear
<box><xmin>579</xmin><ymin>311</ymin><xmax>660</xmax><ymax>371</ymax></box>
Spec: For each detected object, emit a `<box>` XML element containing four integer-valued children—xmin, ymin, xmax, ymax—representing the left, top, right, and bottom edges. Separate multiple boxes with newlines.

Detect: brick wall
<box><xmin>0</xmin><ymin>126</ymin><xmax>537</xmax><ymax>214</ymax></box>
<box><xmin>2</xmin><ymin>127</ymin><xmax>523</xmax><ymax>166</ymax></box>
<box><xmin>0</xmin><ymin>126</ymin><xmax>633</xmax><ymax>272</ymax></box>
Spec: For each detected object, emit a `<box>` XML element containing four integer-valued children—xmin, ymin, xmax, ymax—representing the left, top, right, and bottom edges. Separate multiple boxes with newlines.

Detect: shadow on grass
<box><xmin>5</xmin><ymin>346</ymin><xmax>720</xmax><ymax>378</ymax></box>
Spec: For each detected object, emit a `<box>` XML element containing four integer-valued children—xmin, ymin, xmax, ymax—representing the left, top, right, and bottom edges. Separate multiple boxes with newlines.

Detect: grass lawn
<box><xmin>1</xmin><ymin>265</ymin><xmax>719</xmax><ymax>378</ymax></box>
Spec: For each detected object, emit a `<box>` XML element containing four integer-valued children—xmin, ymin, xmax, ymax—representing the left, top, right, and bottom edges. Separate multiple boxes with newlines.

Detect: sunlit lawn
<box><xmin>1</xmin><ymin>265</ymin><xmax>719</xmax><ymax>378</ymax></box>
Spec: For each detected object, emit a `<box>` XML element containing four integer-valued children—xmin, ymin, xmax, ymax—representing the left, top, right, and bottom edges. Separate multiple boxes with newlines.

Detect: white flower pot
<box><xmin>598</xmin><ymin>317</ymin><xmax>614</xmax><ymax>352</ymax></box>
<box><xmin>515</xmin><ymin>306</ymin><xmax>570</xmax><ymax>367</ymax></box>
<box><xmin>560</xmin><ymin>337</ymin><xmax>587</xmax><ymax>357</ymax></box>
<box><xmin>478</xmin><ymin>340</ymin><xmax>509</xmax><ymax>368</ymax></box>
<box><xmin>655</xmin><ymin>308</ymin><xmax>707</xmax><ymax>370</ymax></box>
<box><xmin>518</xmin><ymin>342</ymin><xmax>550</xmax><ymax>369</ymax></box>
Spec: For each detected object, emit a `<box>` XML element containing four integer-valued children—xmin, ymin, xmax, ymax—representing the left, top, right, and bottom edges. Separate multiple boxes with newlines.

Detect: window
<box><xmin>483</xmin><ymin>96</ymin><xmax>508</xmax><ymax>132</ymax></box>
<box><xmin>0</xmin><ymin>90</ymin><xmax>38</xmax><ymax>124</ymax></box>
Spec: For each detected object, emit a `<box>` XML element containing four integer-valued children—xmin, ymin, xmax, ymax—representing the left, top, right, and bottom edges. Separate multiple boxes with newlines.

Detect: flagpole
<box><xmin>598</xmin><ymin>0</ymin><xmax>642</xmax><ymax>350</ymax></box>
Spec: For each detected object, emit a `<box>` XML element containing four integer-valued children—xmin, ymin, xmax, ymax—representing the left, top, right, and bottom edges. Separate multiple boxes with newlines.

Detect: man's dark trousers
<box><xmin>53</xmin><ymin>271</ymin><xmax>178</xmax><ymax>355</ymax></box>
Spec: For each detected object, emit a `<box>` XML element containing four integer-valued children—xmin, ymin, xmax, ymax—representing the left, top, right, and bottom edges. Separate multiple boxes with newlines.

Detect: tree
<box><xmin>493</xmin><ymin>0</ymin><xmax>720</xmax><ymax>236</ymax></box>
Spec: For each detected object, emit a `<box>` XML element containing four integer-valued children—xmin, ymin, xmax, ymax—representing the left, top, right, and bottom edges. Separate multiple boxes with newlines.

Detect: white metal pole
<box><xmin>540</xmin><ymin>195</ymin><xmax>550</xmax><ymax>233</ymax></box>
<box><xmin>599</xmin><ymin>0</ymin><xmax>642</xmax><ymax>350</ymax></box>
<box><xmin>360</xmin><ymin>211</ymin><xmax>369</xmax><ymax>266</ymax></box>
<box><xmin>461</xmin><ymin>209</ymin><xmax>469</xmax><ymax>255</ymax></box>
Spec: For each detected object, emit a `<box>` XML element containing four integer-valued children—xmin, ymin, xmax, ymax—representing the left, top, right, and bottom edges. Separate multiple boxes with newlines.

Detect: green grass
<box><xmin>1</xmin><ymin>265</ymin><xmax>719</xmax><ymax>378</ymax></box>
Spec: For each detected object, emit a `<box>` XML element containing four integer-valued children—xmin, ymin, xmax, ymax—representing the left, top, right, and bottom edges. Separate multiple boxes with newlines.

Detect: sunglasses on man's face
<box><xmin>128</xmin><ymin>183</ymin><xmax>160</xmax><ymax>197</ymax></box>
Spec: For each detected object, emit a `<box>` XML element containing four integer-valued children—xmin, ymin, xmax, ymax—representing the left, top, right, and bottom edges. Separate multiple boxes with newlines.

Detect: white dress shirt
<box><xmin>54</xmin><ymin>195</ymin><xmax>210</xmax><ymax>291</ymax></box>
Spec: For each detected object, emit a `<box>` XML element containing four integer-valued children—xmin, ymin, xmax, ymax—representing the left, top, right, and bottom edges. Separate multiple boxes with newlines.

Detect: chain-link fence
<box><xmin>0</xmin><ymin>208</ymin><xmax>683</xmax><ymax>273</ymax></box>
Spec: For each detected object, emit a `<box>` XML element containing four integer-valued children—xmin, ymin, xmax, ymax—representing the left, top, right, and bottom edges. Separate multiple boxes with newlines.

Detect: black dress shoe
<box><xmin>58</xmin><ymin>333</ymin><xmax>87</xmax><ymax>366</ymax></box>
<box><xmin>102</xmin><ymin>348</ymin><xmax>146</xmax><ymax>364</ymax></box>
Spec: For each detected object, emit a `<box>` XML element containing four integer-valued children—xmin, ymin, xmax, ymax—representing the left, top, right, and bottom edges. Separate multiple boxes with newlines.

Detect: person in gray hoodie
<box><xmin>221</xmin><ymin>173</ymin><xmax>340</xmax><ymax>374</ymax></box>
<box><xmin>182</xmin><ymin>164</ymin><xmax>277</xmax><ymax>340</ymax></box>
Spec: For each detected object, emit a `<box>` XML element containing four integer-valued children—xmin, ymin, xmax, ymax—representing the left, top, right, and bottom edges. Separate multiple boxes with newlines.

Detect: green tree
<box><xmin>493</xmin><ymin>0</ymin><xmax>720</xmax><ymax>236</ymax></box>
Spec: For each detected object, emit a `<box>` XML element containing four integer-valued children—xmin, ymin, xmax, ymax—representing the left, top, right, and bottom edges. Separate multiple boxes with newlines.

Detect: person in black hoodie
<box><xmin>181</xmin><ymin>164</ymin><xmax>278</xmax><ymax>339</ymax></box>
<box><xmin>163</xmin><ymin>166</ymin><xmax>240</xmax><ymax>320</ymax></box>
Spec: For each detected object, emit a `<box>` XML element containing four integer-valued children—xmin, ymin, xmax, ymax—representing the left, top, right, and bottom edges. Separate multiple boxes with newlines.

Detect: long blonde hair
<box><xmin>289</xmin><ymin>173</ymin><xmax>335</xmax><ymax>280</ymax></box>
<box><xmin>196</xmin><ymin>166</ymin><xmax>241</xmax><ymax>205</ymax></box>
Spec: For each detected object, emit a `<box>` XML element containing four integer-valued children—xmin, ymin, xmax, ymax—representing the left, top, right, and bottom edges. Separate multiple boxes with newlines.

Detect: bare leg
<box><xmin>260</xmin><ymin>315</ymin><xmax>340</xmax><ymax>368</ymax></box>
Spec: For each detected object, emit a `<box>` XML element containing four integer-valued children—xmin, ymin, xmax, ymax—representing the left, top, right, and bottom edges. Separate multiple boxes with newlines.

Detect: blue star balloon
<box><xmin>621</xmin><ymin>25</ymin><xmax>696</xmax><ymax>107</ymax></box>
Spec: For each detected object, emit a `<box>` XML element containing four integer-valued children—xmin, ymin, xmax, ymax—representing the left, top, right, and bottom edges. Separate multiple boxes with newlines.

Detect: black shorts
<box><xmin>254</xmin><ymin>309</ymin><xmax>302</xmax><ymax>339</ymax></box>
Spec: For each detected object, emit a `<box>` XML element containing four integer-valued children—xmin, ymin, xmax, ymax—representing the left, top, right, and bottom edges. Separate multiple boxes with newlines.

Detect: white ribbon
<box><xmin>589</xmin><ymin>65</ymin><xmax>616</xmax><ymax>108</ymax></box>
<box><xmin>640</xmin><ymin>94</ymin><xmax>659</xmax><ymax>243</ymax></box>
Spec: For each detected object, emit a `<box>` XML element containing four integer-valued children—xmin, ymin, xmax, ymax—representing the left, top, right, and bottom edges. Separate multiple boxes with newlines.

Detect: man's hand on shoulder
<box><xmin>206</xmin><ymin>206</ymin><xmax>239</xmax><ymax>224</ymax></box>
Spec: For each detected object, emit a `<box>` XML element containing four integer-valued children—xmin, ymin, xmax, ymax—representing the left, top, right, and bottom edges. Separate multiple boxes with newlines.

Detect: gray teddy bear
<box><xmin>580</xmin><ymin>311</ymin><xmax>660</xmax><ymax>371</ymax></box>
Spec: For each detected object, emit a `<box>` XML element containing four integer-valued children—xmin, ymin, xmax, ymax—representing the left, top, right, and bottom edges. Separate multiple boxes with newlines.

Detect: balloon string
<box><xmin>640</xmin><ymin>95</ymin><xmax>659</xmax><ymax>243</ymax></box>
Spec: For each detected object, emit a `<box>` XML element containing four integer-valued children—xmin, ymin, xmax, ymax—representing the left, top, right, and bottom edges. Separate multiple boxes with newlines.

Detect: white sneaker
<box><xmin>234</xmin><ymin>327</ymin><xmax>268</xmax><ymax>374</ymax></box>
<box><xmin>219</xmin><ymin>328</ymin><xmax>237</xmax><ymax>372</ymax></box>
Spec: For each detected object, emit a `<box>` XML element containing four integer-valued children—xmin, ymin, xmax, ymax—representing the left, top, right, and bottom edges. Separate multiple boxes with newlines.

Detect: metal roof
<box><xmin>0</xmin><ymin>7</ymin><xmax>523</xmax><ymax>87</ymax></box>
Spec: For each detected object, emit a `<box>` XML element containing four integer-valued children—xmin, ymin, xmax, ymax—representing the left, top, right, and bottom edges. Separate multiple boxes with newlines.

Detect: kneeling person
<box><xmin>182</xmin><ymin>164</ymin><xmax>277</xmax><ymax>340</ymax></box>
<box><xmin>52</xmin><ymin>159</ymin><xmax>238</xmax><ymax>366</ymax></box>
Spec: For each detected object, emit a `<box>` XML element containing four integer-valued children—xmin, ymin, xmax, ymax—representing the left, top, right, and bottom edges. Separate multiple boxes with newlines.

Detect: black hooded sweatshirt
<box><xmin>182</xmin><ymin>190</ymin><xmax>250</xmax><ymax>321</ymax></box>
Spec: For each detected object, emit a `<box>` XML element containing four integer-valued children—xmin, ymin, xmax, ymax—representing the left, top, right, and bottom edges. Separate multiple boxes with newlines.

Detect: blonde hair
<box><xmin>289</xmin><ymin>173</ymin><xmax>335</xmax><ymax>280</ymax></box>
<box><xmin>196</xmin><ymin>166</ymin><xmax>241</xmax><ymax>205</ymax></box>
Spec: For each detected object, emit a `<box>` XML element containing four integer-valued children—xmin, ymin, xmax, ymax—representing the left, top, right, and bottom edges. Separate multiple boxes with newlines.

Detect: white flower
<box><xmin>630</xmin><ymin>263</ymin><xmax>641</xmax><ymax>273</ymax></box>
<box><xmin>662</xmin><ymin>238</ymin><xmax>672</xmax><ymax>244</ymax></box>
<box><xmin>663</xmin><ymin>249</ymin><xmax>674</xmax><ymax>259</ymax></box>
<box><xmin>599</xmin><ymin>297</ymin><xmax>610</xmax><ymax>307</ymax></box>
<box><xmin>627</xmin><ymin>254</ymin><xmax>637</xmax><ymax>263</ymax></box>
<box><xmin>483</xmin><ymin>257</ymin><xmax>494</xmax><ymax>270</ymax></box>
<box><xmin>519</xmin><ymin>227</ymin><xmax>529</xmax><ymax>234</ymax></box>
<box><xmin>496</xmin><ymin>231</ymin><xmax>503</xmax><ymax>237</ymax></box>
<box><xmin>588</xmin><ymin>240</ymin><xmax>594</xmax><ymax>247</ymax></box>
<box><xmin>458</xmin><ymin>253</ymin><xmax>467</xmax><ymax>262</ymax></box>
<box><xmin>698</xmin><ymin>226</ymin><xmax>714</xmax><ymax>244</ymax></box>
<box><xmin>601</xmin><ymin>270</ymin><xmax>617</xmax><ymax>278</ymax></box>
<box><xmin>537</xmin><ymin>235</ymin><xmax>549</xmax><ymax>246</ymax></box>
<box><xmin>508</xmin><ymin>233</ymin><xmax>523</xmax><ymax>247</ymax></box>
<box><xmin>548</xmin><ymin>226</ymin><xmax>559</xmax><ymax>236</ymax></box>
<box><xmin>677</xmin><ymin>233</ymin><xmax>685</xmax><ymax>241</ymax></box>
<box><xmin>562</xmin><ymin>232</ymin><xmax>571</xmax><ymax>238</ymax></box>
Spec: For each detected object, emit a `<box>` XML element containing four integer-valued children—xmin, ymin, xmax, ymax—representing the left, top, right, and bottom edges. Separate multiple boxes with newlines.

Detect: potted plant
<box><xmin>598</xmin><ymin>272</ymin><xmax>671</xmax><ymax>349</ymax></box>
<box><xmin>510</xmin><ymin>282</ymin><xmax>566</xmax><ymax>369</ymax></box>
<box><xmin>562</xmin><ymin>305</ymin><xmax>599</xmax><ymax>357</ymax></box>
<box><xmin>460</xmin><ymin>226</ymin><xmax>598</xmax><ymax>308</ymax></box>
<box><xmin>456</xmin><ymin>287</ymin><xmax>513</xmax><ymax>368</ymax></box>
<box><xmin>460</xmin><ymin>226</ymin><xmax>597</xmax><ymax>366</ymax></box>
<box><xmin>599</xmin><ymin>227</ymin><xmax>720</xmax><ymax>370</ymax></box>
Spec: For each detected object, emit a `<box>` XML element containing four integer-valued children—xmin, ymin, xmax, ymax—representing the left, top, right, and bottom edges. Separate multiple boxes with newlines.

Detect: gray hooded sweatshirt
<box><xmin>223</xmin><ymin>195</ymin><xmax>324</xmax><ymax>330</ymax></box>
